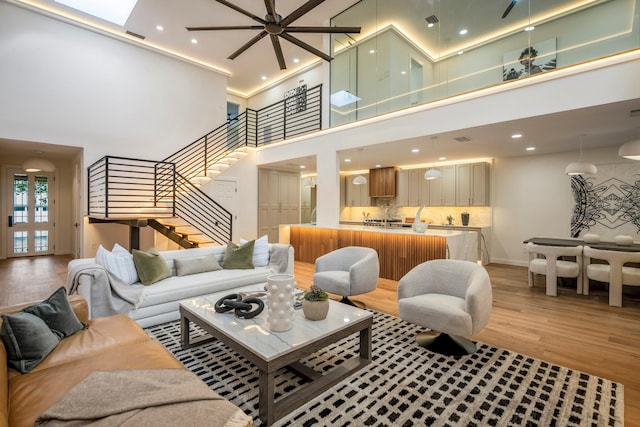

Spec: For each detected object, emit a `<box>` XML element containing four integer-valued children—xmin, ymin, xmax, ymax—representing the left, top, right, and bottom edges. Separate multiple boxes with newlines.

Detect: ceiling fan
<box><xmin>502</xmin><ymin>0</ymin><xmax>519</xmax><ymax>19</ymax></box>
<box><xmin>186</xmin><ymin>0</ymin><xmax>361</xmax><ymax>70</ymax></box>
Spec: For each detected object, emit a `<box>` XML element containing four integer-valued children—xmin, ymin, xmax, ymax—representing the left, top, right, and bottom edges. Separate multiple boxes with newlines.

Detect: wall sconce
<box><xmin>23</xmin><ymin>158</ymin><xmax>55</xmax><ymax>172</ymax></box>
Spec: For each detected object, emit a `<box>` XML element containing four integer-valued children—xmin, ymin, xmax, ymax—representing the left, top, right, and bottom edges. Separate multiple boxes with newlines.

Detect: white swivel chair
<box><xmin>397</xmin><ymin>259</ymin><xmax>492</xmax><ymax>356</ymax></box>
<box><xmin>313</xmin><ymin>246</ymin><xmax>379</xmax><ymax>307</ymax></box>
<box><xmin>583</xmin><ymin>246</ymin><xmax>640</xmax><ymax>307</ymax></box>
<box><xmin>525</xmin><ymin>242</ymin><xmax>584</xmax><ymax>296</ymax></box>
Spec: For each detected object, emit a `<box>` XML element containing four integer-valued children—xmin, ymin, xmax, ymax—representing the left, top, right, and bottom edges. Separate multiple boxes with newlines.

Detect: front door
<box><xmin>6</xmin><ymin>169</ymin><xmax>55</xmax><ymax>257</ymax></box>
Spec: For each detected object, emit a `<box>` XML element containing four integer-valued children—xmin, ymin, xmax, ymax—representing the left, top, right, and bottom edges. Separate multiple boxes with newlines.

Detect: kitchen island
<box><xmin>279</xmin><ymin>224</ymin><xmax>478</xmax><ymax>281</ymax></box>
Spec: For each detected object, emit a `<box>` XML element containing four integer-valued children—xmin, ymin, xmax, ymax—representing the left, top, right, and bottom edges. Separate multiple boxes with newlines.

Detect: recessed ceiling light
<box><xmin>375</xmin><ymin>164</ymin><xmax>382</xmax><ymax>168</ymax></box>
<box><xmin>191</xmin><ymin>38</ymin><xmax>197</xmax><ymax>44</ymax></box>
<box><xmin>54</xmin><ymin>0</ymin><xmax>138</xmax><ymax>26</ymax></box>
<box><xmin>458</xmin><ymin>51</ymin><xmax>464</xmax><ymax>55</ymax></box>
<box><xmin>293</xmin><ymin>58</ymin><xmax>299</xmax><ymax>63</ymax></box>
<box><xmin>156</xmin><ymin>25</ymin><xmax>163</xmax><ymax>31</ymax></box>
<box><xmin>369</xmin><ymin>49</ymin><xmax>375</xmax><ymax>54</ymax></box>
<box><xmin>401</xmin><ymin>71</ymin><xmax>406</xmax><ymax>75</ymax></box>
<box><xmin>427</xmin><ymin>23</ymin><xmax>434</xmax><ymax>28</ymax></box>
<box><xmin>345</xmin><ymin>158</ymin><xmax>351</xmax><ymax>162</ymax></box>
<box><xmin>524</xmin><ymin>26</ymin><xmax>535</xmax><ymax>32</ymax></box>
<box><xmin>261</xmin><ymin>75</ymin><xmax>267</xmax><ymax>80</ymax></box>
<box><xmin>411</xmin><ymin>148</ymin><xmax>420</xmax><ymax>153</ymax></box>
<box><xmin>512</xmin><ymin>133</ymin><xmax>523</xmax><ymax>139</ymax></box>
<box><xmin>459</xmin><ymin>29</ymin><xmax>468</xmax><ymax>35</ymax></box>
<box><xmin>439</xmin><ymin>156</ymin><xmax>447</xmax><ymax>161</ymax></box>
<box><xmin>299</xmin><ymin>165</ymin><xmax>306</xmax><ymax>169</ymax></box>
<box><xmin>526</xmin><ymin>146</ymin><xmax>536</xmax><ymax>151</ymax></box>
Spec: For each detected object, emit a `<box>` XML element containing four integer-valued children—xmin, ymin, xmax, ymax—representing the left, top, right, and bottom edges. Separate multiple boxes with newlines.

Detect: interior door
<box><xmin>6</xmin><ymin>169</ymin><xmax>55</xmax><ymax>257</ymax></box>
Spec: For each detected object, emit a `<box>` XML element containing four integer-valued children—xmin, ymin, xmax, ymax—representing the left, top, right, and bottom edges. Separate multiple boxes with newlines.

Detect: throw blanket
<box><xmin>67</xmin><ymin>263</ymin><xmax>143</xmax><ymax>318</ymax></box>
<box><xmin>35</xmin><ymin>369</ymin><xmax>252</xmax><ymax>427</ymax></box>
<box><xmin>268</xmin><ymin>243</ymin><xmax>291</xmax><ymax>274</ymax></box>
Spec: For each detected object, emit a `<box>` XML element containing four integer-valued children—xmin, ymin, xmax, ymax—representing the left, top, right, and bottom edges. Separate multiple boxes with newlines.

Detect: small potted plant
<box><xmin>446</xmin><ymin>215</ymin><xmax>454</xmax><ymax>225</ymax></box>
<box><xmin>302</xmin><ymin>285</ymin><xmax>329</xmax><ymax>320</ymax></box>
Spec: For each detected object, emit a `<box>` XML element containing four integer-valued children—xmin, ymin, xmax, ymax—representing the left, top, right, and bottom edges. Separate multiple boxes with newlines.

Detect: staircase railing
<box><xmin>87</xmin><ymin>83</ymin><xmax>322</xmax><ymax>247</ymax></box>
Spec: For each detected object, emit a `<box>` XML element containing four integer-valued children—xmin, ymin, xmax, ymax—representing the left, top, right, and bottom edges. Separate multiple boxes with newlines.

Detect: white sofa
<box><xmin>67</xmin><ymin>243</ymin><xmax>294</xmax><ymax>328</ymax></box>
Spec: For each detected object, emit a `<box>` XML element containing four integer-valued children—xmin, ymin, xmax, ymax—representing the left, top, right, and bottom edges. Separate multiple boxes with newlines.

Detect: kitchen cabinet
<box><xmin>456</xmin><ymin>162</ymin><xmax>490</xmax><ymax>206</ymax></box>
<box><xmin>396</xmin><ymin>169</ymin><xmax>428</xmax><ymax>206</ymax></box>
<box><xmin>428</xmin><ymin>165</ymin><xmax>456</xmax><ymax>206</ymax></box>
<box><xmin>345</xmin><ymin>173</ymin><xmax>371</xmax><ymax>206</ymax></box>
<box><xmin>369</xmin><ymin>167</ymin><xmax>397</xmax><ymax>197</ymax></box>
<box><xmin>258</xmin><ymin>168</ymin><xmax>300</xmax><ymax>242</ymax></box>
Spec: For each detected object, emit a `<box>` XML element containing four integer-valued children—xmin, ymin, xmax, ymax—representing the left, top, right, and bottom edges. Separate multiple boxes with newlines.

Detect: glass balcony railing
<box><xmin>330</xmin><ymin>0</ymin><xmax>640</xmax><ymax>126</ymax></box>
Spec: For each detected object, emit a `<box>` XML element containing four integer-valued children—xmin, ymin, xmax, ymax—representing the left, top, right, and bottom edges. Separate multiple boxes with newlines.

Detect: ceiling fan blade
<box><xmin>213</xmin><ymin>0</ymin><xmax>266</xmax><ymax>25</ymax></box>
<box><xmin>270</xmin><ymin>35</ymin><xmax>287</xmax><ymax>70</ymax></box>
<box><xmin>279</xmin><ymin>32</ymin><xmax>332</xmax><ymax>62</ymax></box>
<box><xmin>502</xmin><ymin>0</ymin><xmax>517</xmax><ymax>19</ymax></box>
<box><xmin>284</xmin><ymin>26</ymin><xmax>361</xmax><ymax>34</ymax></box>
<box><xmin>186</xmin><ymin>26</ymin><xmax>263</xmax><ymax>31</ymax></box>
<box><xmin>228</xmin><ymin>30</ymin><xmax>268</xmax><ymax>60</ymax></box>
<box><xmin>264</xmin><ymin>0</ymin><xmax>278</xmax><ymax>23</ymax></box>
<box><xmin>280</xmin><ymin>0</ymin><xmax>326</xmax><ymax>27</ymax></box>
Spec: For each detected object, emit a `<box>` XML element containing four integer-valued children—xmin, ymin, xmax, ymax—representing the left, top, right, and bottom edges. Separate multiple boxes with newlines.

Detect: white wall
<box><xmin>0</xmin><ymin>2</ymin><xmax>229</xmax><ymax>257</ymax></box>
<box><xmin>247</xmin><ymin>64</ymin><xmax>325</xmax><ymax>110</ymax></box>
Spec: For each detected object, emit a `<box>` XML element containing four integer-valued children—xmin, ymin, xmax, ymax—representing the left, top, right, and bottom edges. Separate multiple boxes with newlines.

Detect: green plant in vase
<box><xmin>302</xmin><ymin>285</ymin><xmax>329</xmax><ymax>320</ymax></box>
<box><xmin>446</xmin><ymin>215</ymin><xmax>454</xmax><ymax>225</ymax></box>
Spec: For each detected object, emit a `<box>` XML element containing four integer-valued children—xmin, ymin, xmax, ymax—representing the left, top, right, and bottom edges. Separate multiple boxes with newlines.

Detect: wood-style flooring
<box><xmin>1</xmin><ymin>255</ymin><xmax>638</xmax><ymax>425</ymax></box>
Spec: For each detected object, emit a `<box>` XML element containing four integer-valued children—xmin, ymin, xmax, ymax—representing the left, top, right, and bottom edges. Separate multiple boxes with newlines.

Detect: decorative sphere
<box><xmin>278</xmin><ymin>293</ymin><xmax>285</xmax><ymax>300</ymax></box>
<box><xmin>285</xmin><ymin>284</ymin><xmax>292</xmax><ymax>290</ymax></box>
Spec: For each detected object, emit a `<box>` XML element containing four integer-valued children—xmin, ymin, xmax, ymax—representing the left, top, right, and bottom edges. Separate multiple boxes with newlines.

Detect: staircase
<box><xmin>86</xmin><ymin>84</ymin><xmax>322</xmax><ymax>249</ymax></box>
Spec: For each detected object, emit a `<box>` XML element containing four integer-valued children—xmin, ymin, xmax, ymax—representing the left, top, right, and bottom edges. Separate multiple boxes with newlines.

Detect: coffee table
<box><xmin>179</xmin><ymin>285</ymin><xmax>374</xmax><ymax>426</ymax></box>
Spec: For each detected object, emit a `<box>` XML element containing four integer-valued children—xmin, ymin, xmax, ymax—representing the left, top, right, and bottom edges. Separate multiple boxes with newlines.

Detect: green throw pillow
<box><xmin>132</xmin><ymin>248</ymin><xmax>171</xmax><ymax>285</ymax></box>
<box><xmin>23</xmin><ymin>287</ymin><xmax>84</xmax><ymax>338</ymax></box>
<box><xmin>0</xmin><ymin>312</ymin><xmax>60</xmax><ymax>373</ymax></box>
<box><xmin>223</xmin><ymin>241</ymin><xmax>255</xmax><ymax>269</ymax></box>
<box><xmin>175</xmin><ymin>253</ymin><xmax>222</xmax><ymax>276</ymax></box>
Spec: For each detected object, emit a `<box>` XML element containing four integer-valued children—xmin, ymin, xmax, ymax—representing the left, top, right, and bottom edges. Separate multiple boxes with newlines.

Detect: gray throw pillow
<box><xmin>0</xmin><ymin>312</ymin><xmax>60</xmax><ymax>373</ymax></box>
<box><xmin>223</xmin><ymin>241</ymin><xmax>255</xmax><ymax>269</ymax></box>
<box><xmin>175</xmin><ymin>253</ymin><xmax>222</xmax><ymax>276</ymax></box>
<box><xmin>23</xmin><ymin>286</ymin><xmax>84</xmax><ymax>338</ymax></box>
<box><xmin>132</xmin><ymin>248</ymin><xmax>171</xmax><ymax>285</ymax></box>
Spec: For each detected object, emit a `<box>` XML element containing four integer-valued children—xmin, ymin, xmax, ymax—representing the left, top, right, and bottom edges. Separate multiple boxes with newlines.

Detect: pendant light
<box><xmin>618</xmin><ymin>129</ymin><xmax>640</xmax><ymax>160</ymax></box>
<box><xmin>565</xmin><ymin>135</ymin><xmax>597</xmax><ymax>175</ymax></box>
<box><xmin>352</xmin><ymin>148</ymin><xmax>367</xmax><ymax>185</ymax></box>
<box><xmin>424</xmin><ymin>137</ymin><xmax>442</xmax><ymax>180</ymax></box>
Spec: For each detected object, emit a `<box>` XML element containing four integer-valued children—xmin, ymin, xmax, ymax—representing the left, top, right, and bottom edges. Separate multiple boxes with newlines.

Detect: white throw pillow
<box><xmin>239</xmin><ymin>235</ymin><xmax>269</xmax><ymax>267</ymax></box>
<box><xmin>95</xmin><ymin>243</ymin><xmax>139</xmax><ymax>285</ymax></box>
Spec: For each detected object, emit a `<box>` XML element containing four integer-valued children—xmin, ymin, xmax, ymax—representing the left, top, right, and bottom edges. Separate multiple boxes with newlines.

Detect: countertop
<box><xmin>288</xmin><ymin>223</ymin><xmax>474</xmax><ymax>237</ymax></box>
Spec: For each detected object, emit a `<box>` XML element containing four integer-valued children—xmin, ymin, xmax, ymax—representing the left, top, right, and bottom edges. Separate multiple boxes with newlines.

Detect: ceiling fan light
<box><xmin>23</xmin><ymin>158</ymin><xmax>56</xmax><ymax>172</ymax></box>
<box><xmin>424</xmin><ymin>168</ymin><xmax>442</xmax><ymax>180</ymax></box>
<box><xmin>352</xmin><ymin>175</ymin><xmax>367</xmax><ymax>185</ymax></box>
<box><xmin>618</xmin><ymin>138</ymin><xmax>640</xmax><ymax>160</ymax></box>
<box><xmin>565</xmin><ymin>161</ymin><xmax>597</xmax><ymax>175</ymax></box>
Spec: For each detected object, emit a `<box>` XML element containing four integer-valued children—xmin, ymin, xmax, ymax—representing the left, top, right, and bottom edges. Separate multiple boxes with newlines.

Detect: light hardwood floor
<box><xmin>1</xmin><ymin>255</ymin><xmax>638</xmax><ymax>425</ymax></box>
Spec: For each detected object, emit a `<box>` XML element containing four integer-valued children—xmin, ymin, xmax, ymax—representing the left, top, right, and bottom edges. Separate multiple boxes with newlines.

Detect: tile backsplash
<box><xmin>341</xmin><ymin>205</ymin><xmax>492</xmax><ymax>227</ymax></box>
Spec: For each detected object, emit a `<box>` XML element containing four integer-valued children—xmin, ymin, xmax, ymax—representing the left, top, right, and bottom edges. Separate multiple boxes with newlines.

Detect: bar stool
<box><xmin>583</xmin><ymin>246</ymin><xmax>640</xmax><ymax>307</ymax></box>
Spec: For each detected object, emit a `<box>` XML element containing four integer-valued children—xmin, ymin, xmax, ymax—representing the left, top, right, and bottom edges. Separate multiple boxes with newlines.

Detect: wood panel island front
<box><xmin>279</xmin><ymin>224</ymin><xmax>478</xmax><ymax>281</ymax></box>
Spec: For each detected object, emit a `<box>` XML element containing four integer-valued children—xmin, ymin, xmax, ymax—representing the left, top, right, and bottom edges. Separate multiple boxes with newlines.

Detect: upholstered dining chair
<box><xmin>583</xmin><ymin>246</ymin><xmax>640</xmax><ymax>307</ymax></box>
<box><xmin>313</xmin><ymin>246</ymin><xmax>379</xmax><ymax>307</ymax></box>
<box><xmin>397</xmin><ymin>259</ymin><xmax>492</xmax><ymax>356</ymax></box>
<box><xmin>525</xmin><ymin>242</ymin><xmax>584</xmax><ymax>296</ymax></box>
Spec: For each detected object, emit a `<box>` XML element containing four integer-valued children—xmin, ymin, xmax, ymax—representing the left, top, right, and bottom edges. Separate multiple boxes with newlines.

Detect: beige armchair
<box><xmin>397</xmin><ymin>259</ymin><xmax>492</xmax><ymax>356</ymax></box>
<box><xmin>525</xmin><ymin>242</ymin><xmax>584</xmax><ymax>296</ymax></box>
<box><xmin>583</xmin><ymin>246</ymin><xmax>640</xmax><ymax>307</ymax></box>
<box><xmin>313</xmin><ymin>246</ymin><xmax>379</xmax><ymax>307</ymax></box>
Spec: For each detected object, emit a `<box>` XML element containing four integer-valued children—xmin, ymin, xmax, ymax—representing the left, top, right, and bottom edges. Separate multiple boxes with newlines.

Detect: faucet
<box><xmin>383</xmin><ymin>205</ymin><xmax>390</xmax><ymax>227</ymax></box>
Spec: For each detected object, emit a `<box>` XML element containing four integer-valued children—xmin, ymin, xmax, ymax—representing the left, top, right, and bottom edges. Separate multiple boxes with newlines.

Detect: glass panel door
<box><xmin>7</xmin><ymin>169</ymin><xmax>55</xmax><ymax>257</ymax></box>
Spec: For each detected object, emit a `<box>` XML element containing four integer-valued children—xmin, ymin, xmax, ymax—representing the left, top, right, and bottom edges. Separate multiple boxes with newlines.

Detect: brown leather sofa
<box><xmin>0</xmin><ymin>295</ymin><xmax>252</xmax><ymax>427</ymax></box>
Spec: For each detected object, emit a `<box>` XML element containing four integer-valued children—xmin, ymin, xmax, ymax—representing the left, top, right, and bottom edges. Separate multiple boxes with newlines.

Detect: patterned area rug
<box><xmin>145</xmin><ymin>312</ymin><xmax>623</xmax><ymax>426</ymax></box>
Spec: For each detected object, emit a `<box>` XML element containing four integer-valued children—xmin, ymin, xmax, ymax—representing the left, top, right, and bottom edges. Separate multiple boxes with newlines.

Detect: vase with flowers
<box><xmin>302</xmin><ymin>285</ymin><xmax>329</xmax><ymax>320</ymax></box>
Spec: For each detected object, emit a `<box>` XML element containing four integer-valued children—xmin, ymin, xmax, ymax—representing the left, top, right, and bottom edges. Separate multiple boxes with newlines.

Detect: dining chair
<box><xmin>525</xmin><ymin>242</ymin><xmax>584</xmax><ymax>296</ymax></box>
<box><xmin>583</xmin><ymin>246</ymin><xmax>640</xmax><ymax>307</ymax></box>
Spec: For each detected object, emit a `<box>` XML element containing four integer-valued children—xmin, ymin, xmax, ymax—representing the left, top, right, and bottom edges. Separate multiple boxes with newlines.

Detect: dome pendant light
<box><xmin>424</xmin><ymin>137</ymin><xmax>442</xmax><ymax>180</ymax></box>
<box><xmin>618</xmin><ymin>129</ymin><xmax>640</xmax><ymax>160</ymax></box>
<box><xmin>352</xmin><ymin>148</ymin><xmax>367</xmax><ymax>185</ymax></box>
<box><xmin>565</xmin><ymin>135</ymin><xmax>597</xmax><ymax>175</ymax></box>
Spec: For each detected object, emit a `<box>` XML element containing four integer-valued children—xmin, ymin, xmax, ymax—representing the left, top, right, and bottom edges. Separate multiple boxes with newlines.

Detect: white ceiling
<box><xmin>6</xmin><ymin>0</ymin><xmax>640</xmax><ymax>172</ymax></box>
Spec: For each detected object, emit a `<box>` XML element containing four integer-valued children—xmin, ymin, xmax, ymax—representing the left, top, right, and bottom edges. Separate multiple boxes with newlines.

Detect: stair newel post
<box><xmin>104</xmin><ymin>156</ymin><xmax>109</xmax><ymax>218</ymax></box>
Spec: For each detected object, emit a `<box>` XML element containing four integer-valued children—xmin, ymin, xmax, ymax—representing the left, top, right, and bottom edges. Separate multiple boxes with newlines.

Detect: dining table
<box><xmin>524</xmin><ymin>237</ymin><xmax>640</xmax><ymax>252</ymax></box>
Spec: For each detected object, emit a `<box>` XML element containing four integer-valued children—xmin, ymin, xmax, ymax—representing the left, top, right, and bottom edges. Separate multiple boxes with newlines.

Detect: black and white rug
<box><xmin>145</xmin><ymin>312</ymin><xmax>623</xmax><ymax>426</ymax></box>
